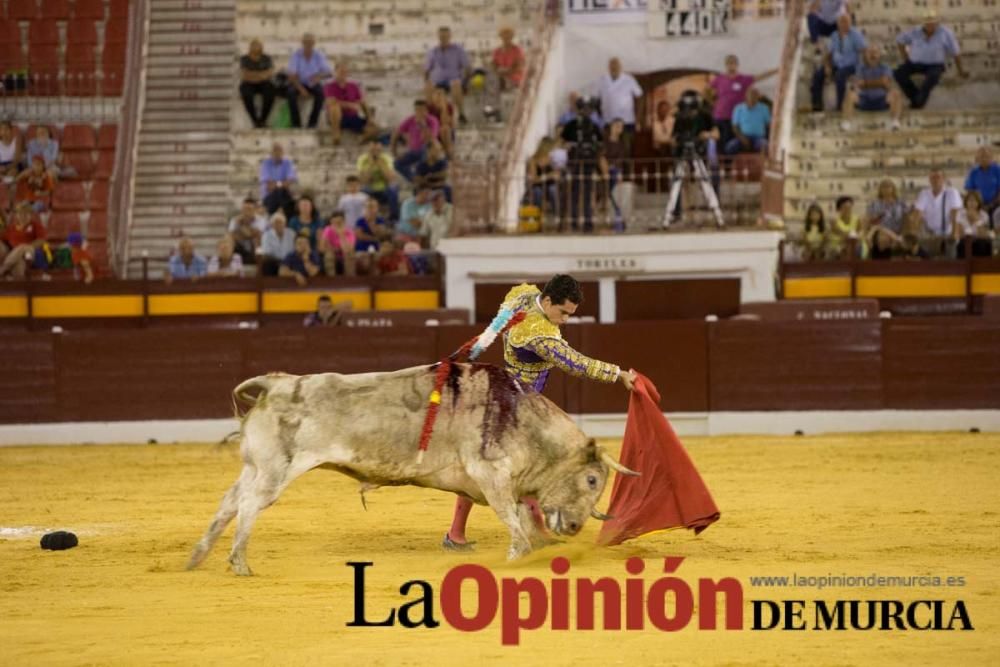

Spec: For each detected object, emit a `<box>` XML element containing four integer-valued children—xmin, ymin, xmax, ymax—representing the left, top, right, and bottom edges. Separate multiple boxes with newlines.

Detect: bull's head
<box><xmin>534</xmin><ymin>438</ymin><xmax>638</xmax><ymax>537</ymax></box>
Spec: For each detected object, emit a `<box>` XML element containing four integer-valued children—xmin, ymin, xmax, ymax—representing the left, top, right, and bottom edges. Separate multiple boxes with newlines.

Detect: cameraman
<box><xmin>669</xmin><ymin>90</ymin><xmax>721</xmax><ymax>214</ymax></box>
<box><xmin>560</xmin><ymin>97</ymin><xmax>604</xmax><ymax>232</ymax></box>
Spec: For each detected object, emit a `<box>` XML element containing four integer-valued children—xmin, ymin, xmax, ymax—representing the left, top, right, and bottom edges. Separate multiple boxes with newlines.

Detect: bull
<box><xmin>187</xmin><ymin>363</ymin><xmax>637</xmax><ymax>575</ymax></box>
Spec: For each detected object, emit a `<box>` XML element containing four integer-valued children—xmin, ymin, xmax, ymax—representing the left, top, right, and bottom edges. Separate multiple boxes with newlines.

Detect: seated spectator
<box><xmin>600</xmin><ymin>118</ymin><xmax>628</xmax><ymax>228</ymax></box>
<box><xmin>280</xmin><ymin>232</ymin><xmax>321</xmax><ymax>286</ymax></box>
<box><xmin>336</xmin><ymin>175</ymin><xmax>369</xmax><ymax>232</ymax></box>
<box><xmin>206</xmin><ymin>236</ymin><xmax>244</xmax><ymax>277</ymax></box>
<box><xmin>424</xmin><ymin>26</ymin><xmax>470</xmax><ymax>124</ymax></box>
<box><xmin>527</xmin><ymin>136</ymin><xmax>562</xmax><ymax>218</ymax></box>
<box><xmin>324</xmin><ymin>62</ymin><xmax>377</xmax><ymax>145</ymax></box>
<box><xmin>557</xmin><ymin>91</ymin><xmax>603</xmax><ymax>129</ymax></box>
<box><xmin>829</xmin><ymin>195</ymin><xmax>861</xmax><ymax>257</ymax></box>
<box><xmin>914</xmin><ymin>169</ymin><xmax>962</xmax><ymax>239</ymax></box>
<box><xmin>15</xmin><ymin>156</ymin><xmax>54</xmax><ymax>211</ymax></box>
<box><xmin>0</xmin><ymin>121</ymin><xmax>23</xmax><ymax>179</ymax></box>
<box><xmin>965</xmin><ymin>147</ymin><xmax>1000</xmax><ymax>220</ymax></box>
<box><xmin>952</xmin><ymin>191</ymin><xmax>993</xmax><ymax>258</ymax></box>
<box><xmin>491</xmin><ymin>26</ymin><xmax>525</xmax><ymax>90</ymax></box>
<box><xmin>894</xmin><ymin>11</ymin><xmax>967</xmax><ymax>110</ymax></box>
<box><xmin>285</xmin><ymin>33</ymin><xmax>331</xmax><ymax>129</ymax></box>
<box><xmin>414</xmin><ymin>141</ymin><xmax>450</xmax><ymax>200</ymax></box>
<box><xmin>67</xmin><ymin>232</ymin><xmax>94</xmax><ymax>284</ymax></box>
<box><xmin>376</xmin><ymin>238</ymin><xmax>410</xmax><ymax>276</ymax></box>
<box><xmin>228</xmin><ymin>197</ymin><xmax>268</xmax><ymax>264</ymax></box>
<box><xmin>259</xmin><ymin>142</ymin><xmax>298</xmax><ymax>216</ymax></box>
<box><xmin>652</xmin><ymin>100</ymin><xmax>674</xmax><ymax>155</ymax></box>
<box><xmin>594</xmin><ymin>57</ymin><xmax>642</xmax><ymax>156</ymax></box>
<box><xmin>725</xmin><ymin>87</ymin><xmax>770</xmax><ymax>154</ymax></box>
<box><xmin>355</xmin><ymin>197</ymin><xmax>387</xmax><ymax>273</ymax></box>
<box><xmin>402</xmin><ymin>240</ymin><xmax>432</xmax><ymax>275</ymax></box>
<box><xmin>357</xmin><ymin>140</ymin><xmax>400</xmax><ymax>221</ymax></box>
<box><xmin>807</xmin><ymin>0</ymin><xmax>847</xmax><ymax>44</ymax></box>
<box><xmin>709</xmin><ymin>55</ymin><xmax>778</xmax><ymax>146</ymax></box>
<box><xmin>318</xmin><ymin>211</ymin><xmax>356</xmax><ymax>276</ymax></box>
<box><xmin>25</xmin><ymin>126</ymin><xmax>64</xmax><ymax>180</ymax></box>
<box><xmin>166</xmin><ymin>237</ymin><xmax>207</xmax><ymax>283</ymax></box>
<box><xmin>239</xmin><ymin>39</ymin><xmax>276</xmax><ymax>128</ymax></box>
<box><xmin>392</xmin><ymin>100</ymin><xmax>440</xmax><ymax>182</ymax></box>
<box><xmin>897</xmin><ymin>209</ymin><xmax>930</xmax><ymax>259</ymax></box>
<box><xmin>842</xmin><ymin>45</ymin><xmax>903</xmax><ymax>131</ymax></box>
<box><xmin>399</xmin><ymin>187</ymin><xmax>432</xmax><ymax>236</ymax></box>
<box><xmin>288</xmin><ymin>195</ymin><xmax>323</xmax><ymax>250</ymax></box>
<box><xmin>427</xmin><ymin>87</ymin><xmax>456</xmax><ymax>158</ymax></box>
<box><xmin>810</xmin><ymin>14</ymin><xmax>865</xmax><ymax>113</ymax></box>
<box><xmin>260</xmin><ymin>212</ymin><xmax>295</xmax><ymax>276</ymax></box>
<box><xmin>802</xmin><ymin>204</ymin><xmax>829</xmax><ymax>260</ymax></box>
<box><xmin>422</xmin><ymin>190</ymin><xmax>453</xmax><ymax>250</ymax></box>
<box><xmin>865</xmin><ymin>179</ymin><xmax>908</xmax><ymax>260</ymax></box>
<box><xmin>0</xmin><ymin>202</ymin><xmax>48</xmax><ymax>279</ymax></box>
<box><xmin>303</xmin><ymin>294</ymin><xmax>347</xmax><ymax>327</ymax></box>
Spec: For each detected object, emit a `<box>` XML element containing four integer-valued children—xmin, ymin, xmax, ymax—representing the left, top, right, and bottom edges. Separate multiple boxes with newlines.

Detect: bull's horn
<box><xmin>591</xmin><ymin>508</ymin><xmax>614</xmax><ymax>521</ymax></box>
<box><xmin>600</xmin><ymin>452</ymin><xmax>640</xmax><ymax>476</ymax></box>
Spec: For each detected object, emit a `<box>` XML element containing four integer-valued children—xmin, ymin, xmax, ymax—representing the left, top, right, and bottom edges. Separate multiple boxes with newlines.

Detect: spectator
<box><xmin>830</xmin><ymin>195</ymin><xmax>861</xmax><ymax>257</ymax></box>
<box><xmin>260</xmin><ymin>211</ymin><xmax>295</xmax><ymax>276</ymax></box>
<box><xmin>355</xmin><ymin>197</ymin><xmax>387</xmax><ymax>254</ymax></box>
<box><xmin>165</xmin><ymin>237</ymin><xmax>207</xmax><ymax>283</ymax></box>
<box><xmin>558</xmin><ymin>91</ymin><xmax>603</xmax><ymax>129</ymax></box>
<box><xmin>15</xmin><ymin>156</ymin><xmax>54</xmax><ymax>211</ymax></box>
<box><xmin>0</xmin><ymin>121</ymin><xmax>23</xmax><ymax>179</ymax></box>
<box><xmin>725</xmin><ymin>87</ymin><xmax>770</xmax><ymax>154</ymax></box>
<box><xmin>336</xmin><ymin>176</ymin><xmax>369</xmax><ymax>233</ymax></box>
<box><xmin>280</xmin><ymin>232</ymin><xmax>321</xmax><ymax>286</ymax></box>
<box><xmin>398</xmin><ymin>187</ymin><xmax>433</xmax><ymax>238</ymax></box>
<box><xmin>376</xmin><ymin>238</ymin><xmax>410</xmax><ymax>276</ymax></box>
<box><xmin>324</xmin><ymin>62</ymin><xmax>376</xmax><ymax>145</ymax></box>
<box><xmin>66</xmin><ymin>232</ymin><xmax>93</xmax><ymax>284</ymax></box>
<box><xmin>810</xmin><ymin>14</ymin><xmax>865</xmax><ymax>113</ymax></box>
<box><xmin>965</xmin><ymin>147</ymin><xmax>1000</xmax><ymax>220</ymax></box>
<box><xmin>288</xmin><ymin>195</ymin><xmax>323</xmax><ymax>250</ymax></box>
<box><xmin>228</xmin><ymin>197</ymin><xmax>268</xmax><ymax>265</ymax></box>
<box><xmin>897</xmin><ymin>208</ymin><xmax>930</xmax><ymax>259</ymax></box>
<box><xmin>807</xmin><ymin>0</ymin><xmax>848</xmax><ymax>44</ymax></box>
<box><xmin>259</xmin><ymin>142</ymin><xmax>298</xmax><ymax>216</ymax></box>
<box><xmin>492</xmin><ymin>26</ymin><xmax>525</xmax><ymax>90</ymax></box>
<box><xmin>357</xmin><ymin>140</ymin><xmax>401</xmax><ymax>222</ymax></box>
<box><xmin>894</xmin><ymin>11</ymin><xmax>967</xmax><ymax>110</ymax></box>
<box><xmin>594</xmin><ymin>57</ymin><xmax>642</xmax><ymax>156</ymax></box>
<box><xmin>0</xmin><ymin>202</ymin><xmax>48</xmax><ymax>279</ymax></box>
<box><xmin>392</xmin><ymin>100</ymin><xmax>440</xmax><ymax>183</ymax></box>
<box><xmin>914</xmin><ymin>169</ymin><xmax>962</xmax><ymax>239</ymax></box>
<box><xmin>239</xmin><ymin>39</ymin><xmax>276</xmax><ymax>128</ymax></box>
<box><xmin>318</xmin><ymin>211</ymin><xmax>356</xmax><ymax>276</ymax></box>
<box><xmin>652</xmin><ymin>100</ymin><xmax>674</xmax><ymax>154</ymax></box>
<box><xmin>403</xmin><ymin>240</ymin><xmax>431</xmax><ymax>275</ymax></box>
<box><xmin>599</xmin><ymin>118</ymin><xmax>628</xmax><ymax>228</ymax></box>
<box><xmin>303</xmin><ymin>294</ymin><xmax>346</xmax><ymax>327</ymax></box>
<box><xmin>25</xmin><ymin>126</ymin><xmax>63</xmax><ymax>179</ymax></box>
<box><xmin>952</xmin><ymin>191</ymin><xmax>993</xmax><ymax>258</ymax></box>
<box><xmin>414</xmin><ymin>141</ymin><xmax>450</xmax><ymax>200</ymax></box>
<box><xmin>709</xmin><ymin>55</ymin><xmax>777</xmax><ymax>146</ymax></box>
<box><xmin>422</xmin><ymin>190</ymin><xmax>453</xmax><ymax>250</ymax></box>
<box><xmin>561</xmin><ymin>97</ymin><xmax>604</xmax><ymax>232</ymax></box>
<box><xmin>527</xmin><ymin>136</ymin><xmax>562</xmax><ymax>220</ymax></box>
<box><xmin>802</xmin><ymin>203</ymin><xmax>829</xmax><ymax>260</ymax></box>
<box><xmin>842</xmin><ymin>45</ymin><xmax>904</xmax><ymax>131</ymax></box>
<box><xmin>865</xmin><ymin>179</ymin><xmax>908</xmax><ymax>260</ymax></box>
<box><xmin>285</xmin><ymin>33</ymin><xmax>331</xmax><ymax>129</ymax></box>
<box><xmin>427</xmin><ymin>87</ymin><xmax>456</xmax><ymax>158</ymax></box>
<box><xmin>206</xmin><ymin>236</ymin><xmax>244</xmax><ymax>277</ymax></box>
<box><xmin>424</xmin><ymin>26</ymin><xmax>470</xmax><ymax>124</ymax></box>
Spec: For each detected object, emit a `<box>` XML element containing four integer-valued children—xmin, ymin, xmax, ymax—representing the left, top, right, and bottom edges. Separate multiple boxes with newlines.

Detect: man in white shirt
<box><xmin>595</xmin><ymin>57</ymin><xmax>643</xmax><ymax>155</ymax></box>
<box><xmin>913</xmin><ymin>169</ymin><xmax>962</xmax><ymax>238</ymax></box>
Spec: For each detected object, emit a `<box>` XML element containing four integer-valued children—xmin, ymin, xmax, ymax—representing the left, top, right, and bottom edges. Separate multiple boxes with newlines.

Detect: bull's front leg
<box><xmin>478</xmin><ymin>483</ymin><xmax>534</xmax><ymax>560</ymax></box>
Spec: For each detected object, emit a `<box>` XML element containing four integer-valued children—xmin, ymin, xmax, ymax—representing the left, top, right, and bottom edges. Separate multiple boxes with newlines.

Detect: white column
<box><xmin>598</xmin><ymin>277</ymin><xmax>616</xmax><ymax>323</ymax></box>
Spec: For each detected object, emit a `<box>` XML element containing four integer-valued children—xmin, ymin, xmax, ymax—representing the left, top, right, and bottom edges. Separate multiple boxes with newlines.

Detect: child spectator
<box><xmin>280</xmin><ymin>232</ymin><xmax>321</xmax><ymax>286</ymax></box>
<box><xmin>952</xmin><ymin>191</ymin><xmax>993</xmax><ymax>258</ymax></box>
<box><xmin>25</xmin><ymin>126</ymin><xmax>64</xmax><ymax>179</ymax></box>
<box><xmin>802</xmin><ymin>203</ymin><xmax>829</xmax><ymax>260</ymax></box>
<box><xmin>318</xmin><ymin>211</ymin><xmax>356</xmax><ymax>276</ymax></box>
<box><xmin>260</xmin><ymin>212</ymin><xmax>295</xmax><ymax>276</ymax></box>
<box><xmin>0</xmin><ymin>202</ymin><xmax>48</xmax><ymax>279</ymax></box>
<box><xmin>357</xmin><ymin>140</ymin><xmax>400</xmax><ymax>221</ymax></box>
<box><xmin>15</xmin><ymin>156</ymin><xmax>54</xmax><ymax>211</ymax></box>
<box><xmin>207</xmin><ymin>236</ymin><xmax>244</xmax><ymax>277</ymax></box>
<box><xmin>228</xmin><ymin>197</ymin><xmax>268</xmax><ymax>265</ymax></box>
<box><xmin>288</xmin><ymin>195</ymin><xmax>323</xmax><ymax>250</ymax></box>
<box><xmin>898</xmin><ymin>209</ymin><xmax>930</xmax><ymax>259</ymax></box>
<box><xmin>0</xmin><ymin>121</ymin><xmax>23</xmax><ymax>179</ymax></box>
<box><xmin>166</xmin><ymin>237</ymin><xmax>207</xmax><ymax>283</ymax></box>
<box><xmin>376</xmin><ymin>238</ymin><xmax>410</xmax><ymax>276</ymax></box>
<box><xmin>67</xmin><ymin>232</ymin><xmax>94</xmax><ymax>284</ymax></box>
<box><xmin>336</xmin><ymin>176</ymin><xmax>369</xmax><ymax>233</ymax></box>
<box><xmin>830</xmin><ymin>195</ymin><xmax>861</xmax><ymax>258</ymax></box>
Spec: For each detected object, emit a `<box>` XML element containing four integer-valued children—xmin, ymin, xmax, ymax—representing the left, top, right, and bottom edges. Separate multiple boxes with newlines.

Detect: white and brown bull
<box><xmin>187</xmin><ymin>363</ymin><xmax>637</xmax><ymax>575</ymax></box>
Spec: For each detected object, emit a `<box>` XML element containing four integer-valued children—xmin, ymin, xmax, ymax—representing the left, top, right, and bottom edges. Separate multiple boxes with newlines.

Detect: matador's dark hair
<box><xmin>542</xmin><ymin>274</ymin><xmax>583</xmax><ymax>306</ymax></box>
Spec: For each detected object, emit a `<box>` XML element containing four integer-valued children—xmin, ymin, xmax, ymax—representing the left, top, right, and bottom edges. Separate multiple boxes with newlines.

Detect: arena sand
<box><xmin>0</xmin><ymin>433</ymin><xmax>997</xmax><ymax>666</ymax></box>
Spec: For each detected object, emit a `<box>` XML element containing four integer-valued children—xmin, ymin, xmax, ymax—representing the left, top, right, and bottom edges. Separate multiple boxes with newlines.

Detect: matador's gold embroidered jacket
<box><xmin>498</xmin><ymin>283</ymin><xmax>620</xmax><ymax>392</ymax></box>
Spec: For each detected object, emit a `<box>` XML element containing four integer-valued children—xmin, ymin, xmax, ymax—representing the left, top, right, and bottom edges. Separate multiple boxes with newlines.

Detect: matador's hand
<box><xmin>620</xmin><ymin>369</ymin><xmax>637</xmax><ymax>391</ymax></box>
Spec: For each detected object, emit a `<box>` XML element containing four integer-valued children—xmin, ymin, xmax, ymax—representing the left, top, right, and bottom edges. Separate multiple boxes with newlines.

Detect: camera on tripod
<box><xmin>672</xmin><ymin>89</ymin><xmax>708</xmax><ymax>159</ymax></box>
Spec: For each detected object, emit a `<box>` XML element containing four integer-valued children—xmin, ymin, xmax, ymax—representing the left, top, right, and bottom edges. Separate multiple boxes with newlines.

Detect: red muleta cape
<box><xmin>598</xmin><ymin>373</ymin><xmax>720</xmax><ymax>546</ymax></box>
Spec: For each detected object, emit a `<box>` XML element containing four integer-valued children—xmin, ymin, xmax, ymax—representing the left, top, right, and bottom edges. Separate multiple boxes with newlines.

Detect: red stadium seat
<box><xmin>47</xmin><ymin>211</ymin><xmax>82</xmax><ymax>239</ymax></box>
<box><xmin>0</xmin><ymin>19</ymin><xmax>22</xmax><ymax>46</ymax></box>
<box><xmin>97</xmin><ymin>124</ymin><xmax>117</xmax><ymax>148</ymax></box>
<box><xmin>86</xmin><ymin>239</ymin><xmax>109</xmax><ymax>273</ymax></box>
<box><xmin>64</xmin><ymin>150</ymin><xmax>95</xmax><ymax>178</ymax></box>
<box><xmin>72</xmin><ymin>0</ymin><xmax>104</xmax><ymax>19</ymax></box>
<box><xmin>66</xmin><ymin>41</ymin><xmax>97</xmax><ymax>65</ymax></box>
<box><xmin>7</xmin><ymin>0</ymin><xmax>39</xmax><ymax>20</ymax></box>
<box><xmin>100</xmin><ymin>67</ymin><xmax>123</xmax><ymax>96</ymax></box>
<box><xmin>0</xmin><ymin>42</ymin><xmax>27</xmax><ymax>72</ymax></box>
<box><xmin>86</xmin><ymin>211</ymin><xmax>107</xmax><ymax>238</ymax></box>
<box><xmin>28</xmin><ymin>19</ymin><xmax>59</xmax><ymax>44</ymax></box>
<box><xmin>53</xmin><ymin>181</ymin><xmax>87</xmax><ymax>211</ymax></box>
<box><xmin>101</xmin><ymin>41</ymin><xmax>125</xmax><ymax>68</ymax></box>
<box><xmin>94</xmin><ymin>150</ymin><xmax>114</xmax><ymax>179</ymax></box>
<box><xmin>89</xmin><ymin>180</ymin><xmax>108</xmax><ymax>210</ymax></box>
<box><xmin>40</xmin><ymin>0</ymin><xmax>70</xmax><ymax>19</ymax></box>
<box><xmin>66</xmin><ymin>19</ymin><xmax>98</xmax><ymax>44</ymax></box>
<box><xmin>108</xmin><ymin>0</ymin><xmax>129</xmax><ymax>17</ymax></box>
<box><xmin>103</xmin><ymin>18</ymin><xmax>127</xmax><ymax>44</ymax></box>
<box><xmin>65</xmin><ymin>70</ymin><xmax>97</xmax><ymax>96</ymax></box>
<box><xmin>62</xmin><ymin>124</ymin><xmax>97</xmax><ymax>149</ymax></box>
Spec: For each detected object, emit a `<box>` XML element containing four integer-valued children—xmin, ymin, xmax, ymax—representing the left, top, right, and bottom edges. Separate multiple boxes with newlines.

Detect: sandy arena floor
<box><xmin>0</xmin><ymin>433</ymin><xmax>997</xmax><ymax>666</ymax></box>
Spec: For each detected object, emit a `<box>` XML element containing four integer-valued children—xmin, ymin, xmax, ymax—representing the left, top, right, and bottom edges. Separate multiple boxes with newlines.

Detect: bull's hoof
<box><xmin>442</xmin><ymin>534</ymin><xmax>476</xmax><ymax>552</ymax></box>
<box><xmin>228</xmin><ymin>557</ymin><xmax>253</xmax><ymax>576</ymax></box>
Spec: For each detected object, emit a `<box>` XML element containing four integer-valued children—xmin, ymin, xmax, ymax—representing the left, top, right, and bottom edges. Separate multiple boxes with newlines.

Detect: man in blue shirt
<box><xmin>810</xmin><ymin>13</ymin><xmax>865</xmax><ymax>112</ymax></box>
<box><xmin>807</xmin><ymin>0</ymin><xmax>847</xmax><ymax>44</ymax></box>
<box><xmin>725</xmin><ymin>87</ymin><xmax>770</xmax><ymax>155</ymax></box>
<box><xmin>285</xmin><ymin>33</ymin><xmax>332</xmax><ymax>128</ymax></box>
<box><xmin>259</xmin><ymin>142</ymin><xmax>298</xmax><ymax>216</ymax></box>
<box><xmin>841</xmin><ymin>45</ymin><xmax>903</xmax><ymax>130</ymax></box>
<box><xmin>894</xmin><ymin>11</ymin><xmax>967</xmax><ymax>109</ymax></box>
<box><xmin>424</xmin><ymin>26</ymin><xmax>471</xmax><ymax>123</ymax></box>
<box><xmin>279</xmin><ymin>233</ymin><xmax>322</xmax><ymax>286</ymax></box>
<box><xmin>966</xmin><ymin>147</ymin><xmax>1000</xmax><ymax>220</ymax></box>
<box><xmin>165</xmin><ymin>237</ymin><xmax>207</xmax><ymax>283</ymax></box>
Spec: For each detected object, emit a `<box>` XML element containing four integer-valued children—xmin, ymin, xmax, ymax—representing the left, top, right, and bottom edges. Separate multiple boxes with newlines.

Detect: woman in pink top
<box><xmin>709</xmin><ymin>55</ymin><xmax>778</xmax><ymax>146</ymax></box>
<box><xmin>318</xmin><ymin>210</ymin><xmax>357</xmax><ymax>275</ymax></box>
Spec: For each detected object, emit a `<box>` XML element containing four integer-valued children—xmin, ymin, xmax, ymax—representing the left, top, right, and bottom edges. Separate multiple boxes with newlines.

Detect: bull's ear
<box><xmin>584</xmin><ymin>438</ymin><xmax>600</xmax><ymax>464</ymax></box>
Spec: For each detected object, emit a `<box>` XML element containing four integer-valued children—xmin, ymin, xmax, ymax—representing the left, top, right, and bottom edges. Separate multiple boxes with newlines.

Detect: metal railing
<box><xmin>0</xmin><ymin>73</ymin><xmax>123</xmax><ymax>122</ymax></box>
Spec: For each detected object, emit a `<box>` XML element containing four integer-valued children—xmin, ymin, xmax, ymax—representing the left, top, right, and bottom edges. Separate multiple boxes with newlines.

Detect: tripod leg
<box><xmin>693</xmin><ymin>158</ymin><xmax>725</xmax><ymax>227</ymax></box>
<box><xmin>661</xmin><ymin>160</ymin><xmax>687</xmax><ymax>228</ymax></box>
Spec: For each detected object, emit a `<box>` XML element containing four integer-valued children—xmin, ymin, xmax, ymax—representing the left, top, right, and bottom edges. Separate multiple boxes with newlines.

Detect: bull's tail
<box><xmin>232</xmin><ymin>374</ymin><xmax>282</xmax><ymax>421</ymax></box>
